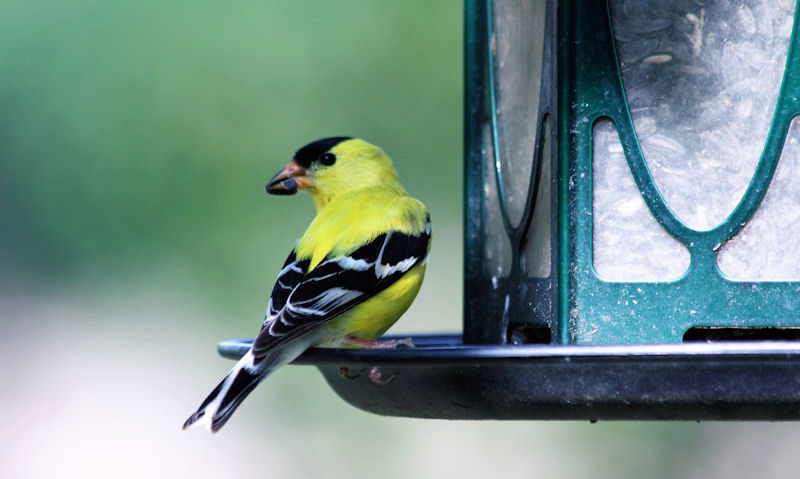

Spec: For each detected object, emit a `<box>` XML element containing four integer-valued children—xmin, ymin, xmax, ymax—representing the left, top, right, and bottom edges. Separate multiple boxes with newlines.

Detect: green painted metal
<box><xmin>465</xmin><ymin>0</ymin><xmax>800</xmax><ymax>345</ymax></box>
<box><xmin>568</xmin><ymin>0</ymin><xmax>800</xmax><ymax>343</ymax></box>
<box><xmin>463</xmin><ymin>0</ymin><xmax>492</xmax><ymax>344</ymax></box>
<box><xmin>464</xmin><ymin>0</ymin><xmax>559</xmax><ymax>344</ymax></box>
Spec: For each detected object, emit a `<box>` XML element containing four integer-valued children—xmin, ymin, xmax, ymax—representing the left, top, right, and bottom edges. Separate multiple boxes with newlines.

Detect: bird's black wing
<box><xmin>264</xmin><ymin>250</ymin><xmax>308</xmax><ymax>325</ymax></box>
<box><xmin>253</xmin><ymin>223</ymin><xmax>430</xmax><ymax>361</ymax></box>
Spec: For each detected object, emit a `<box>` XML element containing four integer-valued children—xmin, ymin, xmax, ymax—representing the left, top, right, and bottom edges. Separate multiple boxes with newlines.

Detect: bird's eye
<box><xmin>320</xmin><ymin>153</ymin><xmax>336</xmax><ymax>166</ymax></box>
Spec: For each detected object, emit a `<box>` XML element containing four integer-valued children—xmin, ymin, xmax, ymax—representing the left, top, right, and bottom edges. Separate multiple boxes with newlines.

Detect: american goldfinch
<box><xmin>183</xmin><ymin>137</ymin><xmax>431</xmax><ymax>432</ymax></box>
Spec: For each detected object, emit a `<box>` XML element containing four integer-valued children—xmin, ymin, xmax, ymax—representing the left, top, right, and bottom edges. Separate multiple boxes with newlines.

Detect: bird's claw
<box><xmin>339</xmin><ymin>335</ymin><xmax>415</xmax><ymax>349</ymax></box>
<box><xmin>388</xmin><ymin>338</ymin><xmax>415</xmax><ymax>349</ymax></box>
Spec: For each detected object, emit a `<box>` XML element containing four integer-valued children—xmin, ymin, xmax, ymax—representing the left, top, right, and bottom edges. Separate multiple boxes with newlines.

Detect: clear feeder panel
<box><xmin>596</xmin><ymin>0</ymin><xmax>798</xmax><ymax>281</ymax></box>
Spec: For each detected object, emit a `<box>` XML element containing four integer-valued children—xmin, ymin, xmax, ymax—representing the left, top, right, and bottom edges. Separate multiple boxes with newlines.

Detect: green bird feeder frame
<box><xmin>221</xmin><ymin>0</ymin><xmax>800</xmax><ymax>420</ymax></box>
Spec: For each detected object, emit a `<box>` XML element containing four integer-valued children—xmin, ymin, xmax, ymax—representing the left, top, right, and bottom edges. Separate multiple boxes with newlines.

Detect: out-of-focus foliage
<box><xmin>0</xmin><ymin>0</ymin><xmax>462</xmax><ymax>317</ymax></box>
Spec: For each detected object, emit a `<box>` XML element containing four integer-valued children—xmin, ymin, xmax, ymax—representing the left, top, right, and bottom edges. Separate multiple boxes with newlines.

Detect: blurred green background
<box><xmin>2</xmin><ymin>1</ymin><xmax>799</xmax><ymax>478</ymax></box>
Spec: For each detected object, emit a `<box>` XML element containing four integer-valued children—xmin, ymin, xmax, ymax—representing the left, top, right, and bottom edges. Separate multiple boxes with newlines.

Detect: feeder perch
<box><xmin>221</xmin><ymin>0</ymin><xmax>800</xmax><ymax>420</ymax></box>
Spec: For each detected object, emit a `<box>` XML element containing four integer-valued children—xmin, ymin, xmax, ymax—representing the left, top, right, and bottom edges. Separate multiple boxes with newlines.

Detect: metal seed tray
<box><xmin>218</xmin><ymin>334</ymin><xmax>800</xmax><ymax>420</ymax></box>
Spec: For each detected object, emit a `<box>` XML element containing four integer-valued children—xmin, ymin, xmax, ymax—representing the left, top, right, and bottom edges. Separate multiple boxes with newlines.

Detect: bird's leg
<box><xmin>340</xmin><ymin>336</ymin><xmax>415</xmax><ymax>349</ymax></box>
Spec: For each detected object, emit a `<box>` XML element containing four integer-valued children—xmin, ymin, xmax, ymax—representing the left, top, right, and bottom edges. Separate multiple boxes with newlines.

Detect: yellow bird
<box><xmin>184</xmin><ymin>137</ymin><xmax>431</xmax><ymax>432</ymax></box>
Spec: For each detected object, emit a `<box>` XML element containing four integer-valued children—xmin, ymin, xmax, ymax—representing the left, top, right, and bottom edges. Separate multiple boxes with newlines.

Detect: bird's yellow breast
<box><xmin>295</xmin><ymin>189</ymin><xmax>428</xmax><ymax>270</ymax></box>
<box><xmin>319</xmin><ymin>263</ymin><xmax>427</xmax><ymax>344</ymax></box>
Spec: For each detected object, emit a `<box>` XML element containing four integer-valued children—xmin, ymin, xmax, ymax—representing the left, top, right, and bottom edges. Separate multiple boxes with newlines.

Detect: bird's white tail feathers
<box><xmin>183</xmin><ymin>345</ymin><xmax>301</xmax><ymax>433</ymax></box>
<box><xmin>182</xmin><ymin>350</ymin><xmax>263</xmax><ymax>432</ymax></box>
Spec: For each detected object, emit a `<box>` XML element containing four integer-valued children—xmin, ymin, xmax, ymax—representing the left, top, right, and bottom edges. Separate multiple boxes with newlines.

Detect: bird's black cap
<box><xmin>293</xmin><ymin>137</ymin><xmax>352</xmax><ymax>168</ymax></box>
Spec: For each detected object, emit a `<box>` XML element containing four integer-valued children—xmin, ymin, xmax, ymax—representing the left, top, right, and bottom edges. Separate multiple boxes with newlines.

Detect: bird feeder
<box><xmin>221</xmin><ymin>0</ymin><xmax>800</xmax><ymax>420</ymax></box>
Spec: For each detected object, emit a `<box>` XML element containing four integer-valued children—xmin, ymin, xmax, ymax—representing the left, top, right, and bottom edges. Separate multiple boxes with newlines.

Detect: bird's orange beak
<box><xmin>266</xmin><ymin>161</ymin><xmax>312</xmax><ymax>195</ymax></box>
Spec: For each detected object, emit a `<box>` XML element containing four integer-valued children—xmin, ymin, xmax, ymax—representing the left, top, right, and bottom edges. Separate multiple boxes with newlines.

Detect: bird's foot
<box><xmin>341</xmin><ymin>336</ymin><xmax>415</xmax><ymax>349</ymax></box>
